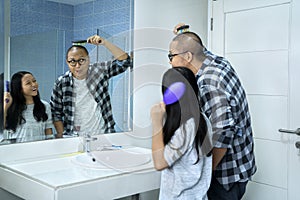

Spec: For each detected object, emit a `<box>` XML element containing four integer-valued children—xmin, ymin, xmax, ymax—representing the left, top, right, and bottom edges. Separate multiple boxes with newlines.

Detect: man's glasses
<box><xmin>67</xmin><ymin>58</ymin><xmax>87</xmax><ymax>67</ymax></box>
<box><xmin>168</xmin><ymin>51</ymin><xmax>188</xmax><ymax>62</ymax></box>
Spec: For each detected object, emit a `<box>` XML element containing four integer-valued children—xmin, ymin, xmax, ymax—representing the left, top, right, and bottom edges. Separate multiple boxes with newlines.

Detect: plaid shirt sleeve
<box><xmin>108</xmin><ymin>56</ymin><xmax>132</xmax><ymax>77</ymax></box>
<box><xmin>87</xmin><ymin>56</ymin><xmax>132</xmax><ymax>95</ymax></box>
<box><xmin>200</xmin><ymin>84</ymin><xmax>235</xmax><ymax>149</ymax></box>
<box><xmin>86</xmin><ymin>56</ymin><xmax>132</xmax><ymax>133</ymax></box>
<box><xmin>50</xmin><ymin>77</ymin><xmax>64</xmax><ymax>122</ymax></box>
<box><xmin>197</xmin><ymin>53</ymin><xmax>256</xmax><ymax>190</ymax></box>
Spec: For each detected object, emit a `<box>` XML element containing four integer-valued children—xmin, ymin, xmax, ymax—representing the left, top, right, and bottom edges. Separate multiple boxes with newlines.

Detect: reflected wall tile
<box><xmin>60</xmin><ymin>3</ymin><xmax>74</xmax><ymax>17</ymax></box>
<box><xmin>59</xmin><ymin>17</ymin><xmax>73</xmax><ymax>31</ymax></box>
<box><xmin>44</xmin><ymin>1</ymin><xmax>60</xmax><ymax>15</ymax></box>
<box><xmin>94</xmin><ymin>0</ymin><xmax>104</xmax><ymax>13</ymax></box>
<box><xmin>93</xmin><ymin>12</ymin><xmax>104</xmax><ymax>29</ymax></box>
<box><xmin>74</xmin><ymin>1</ymin><xmax>94</xmax><ymax>17</ymax></box>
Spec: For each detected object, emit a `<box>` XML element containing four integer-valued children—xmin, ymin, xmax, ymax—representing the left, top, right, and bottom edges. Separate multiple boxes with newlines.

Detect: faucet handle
<box><xmin>85</xmin><ymin>136</ymin><xmax>98</xmax><ymax>142</ymax></box>
<box><xmin>84</xmin><ymin>133</ymin><xmax>98</xmax><ymax>141</ymax></box>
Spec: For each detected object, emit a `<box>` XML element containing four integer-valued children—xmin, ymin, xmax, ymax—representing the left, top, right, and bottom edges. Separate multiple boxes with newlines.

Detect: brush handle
<box><xmin>72</xmin><ymin>39</ymin><xmax>102</xmax><ymax>45</ymax></box>
<box><xmin>87</xmin><ymin>38</ymin><xmax>102</xmax><ymax>44</ymax></box>
<box><xmin>5</xmin><ymin>81</ymin><xmax>10</xmax><ymax>103</ymax></box>
<box><xmin>5</xmin><ymin>81</ymin><xmax>9</xmax><ymax>92</ymax></box>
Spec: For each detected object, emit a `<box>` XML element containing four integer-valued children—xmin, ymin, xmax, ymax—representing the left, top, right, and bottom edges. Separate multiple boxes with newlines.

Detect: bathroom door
<box><xmin>209</xmin><ymin>0</ymin><xmax>299</xmax><ymax>199</ymax></box>
<box><xmin>284</xmin><ymin>1</ymin><xmax>300</xmax><ymax>199</ymax></box>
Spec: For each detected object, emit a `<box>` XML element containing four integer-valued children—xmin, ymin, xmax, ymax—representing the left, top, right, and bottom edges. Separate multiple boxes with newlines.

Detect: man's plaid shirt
<box><xmin>50</xmin><ymin>56</ymin><xmax>132</xmax><ymax>135</ymax></box>
<box><xmin>196</xmin><ymin>51</ymin><xmax>256</xmax><ymax>190</ymax></box>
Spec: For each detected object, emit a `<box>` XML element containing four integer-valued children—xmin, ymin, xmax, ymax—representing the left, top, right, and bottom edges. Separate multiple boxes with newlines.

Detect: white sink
<box><xmin>71</xmin><ymin>148</ymin><xmax>151</xmax><ymax>170</ymax></box>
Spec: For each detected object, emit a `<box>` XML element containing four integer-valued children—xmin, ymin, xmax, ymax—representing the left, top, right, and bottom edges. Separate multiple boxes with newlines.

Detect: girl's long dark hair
<box><xmin>162</xmin><ymin>67</ymin><xmax>212</xmax><ymax>163</ymax></box>
<box><xmin>5</xmin><ymin>71</ymin><xmax>48</xmax><ymax>131</ymax></box>
<box><xmin>0</xmin><ymin>73</ymin><xmax>4</xmax><ymax>131</ymax></box>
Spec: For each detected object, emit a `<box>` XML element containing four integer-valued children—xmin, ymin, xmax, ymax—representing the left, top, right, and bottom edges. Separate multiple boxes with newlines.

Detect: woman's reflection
<box><xmin>50</xmin><ymin>34</ymin><xmax>132</xmax><ymax>138</ymax></box>
<box><xmin>4</xmin><ymin>71</ymin><xmax>54</xmax><ymax>143</ymax></box>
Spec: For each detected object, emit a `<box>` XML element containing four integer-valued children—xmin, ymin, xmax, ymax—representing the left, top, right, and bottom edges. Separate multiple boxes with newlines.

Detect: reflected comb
<box><xmin>72</xmin><ymin>38</ymin><xmax>102</xmax><ymax>45</ymax></box>
<box><xmin>72</xmin><ymin>40</ymin><xmax>87</xmax><ymax>45</ymax></box>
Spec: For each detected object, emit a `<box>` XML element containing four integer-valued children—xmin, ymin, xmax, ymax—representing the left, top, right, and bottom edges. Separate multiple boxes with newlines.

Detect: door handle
<box><xmin>278</xmin><ymin>128</ymin><xmax>300</xmax><ymax>136</ymax></box>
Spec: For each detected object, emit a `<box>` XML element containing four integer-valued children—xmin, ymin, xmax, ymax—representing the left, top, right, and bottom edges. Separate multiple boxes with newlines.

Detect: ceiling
<box><xmin>47</xmin><ymin>0</ymin><xmax>94</xmax><ymax>5</ymax></box>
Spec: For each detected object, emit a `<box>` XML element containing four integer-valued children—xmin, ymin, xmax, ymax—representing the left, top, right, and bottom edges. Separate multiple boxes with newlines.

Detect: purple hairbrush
<box><xmin>163</xmin><ymin>82</ymin><xmax>186</xmax><ymax>105</ymax></box>
<box><xmin>5</xmin><ymin>81</ymin><xmax>10</xmax><ymax>103</ymax></box>
<box><xmin>5</xmin><ymin>81</ymin><xmax>9</xmax><ymax>92</ymax></box>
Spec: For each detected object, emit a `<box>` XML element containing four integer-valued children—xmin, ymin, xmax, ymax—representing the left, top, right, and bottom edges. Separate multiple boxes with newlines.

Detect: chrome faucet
<box><xmin>84</xmin><ymin>134</ymin><xmax>98</xmax><ymax>153</ymax></box>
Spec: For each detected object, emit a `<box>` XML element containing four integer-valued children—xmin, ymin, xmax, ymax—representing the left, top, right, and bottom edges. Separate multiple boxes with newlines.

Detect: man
<box><xmin>169</xmin><ymin>31</ymin><xmax>256</xmax><ymax>200</ymax></box>
<box><xmin>50</xmin><ymin>35</ymin><xmax>132</xmax><ymax>138</ymax></box>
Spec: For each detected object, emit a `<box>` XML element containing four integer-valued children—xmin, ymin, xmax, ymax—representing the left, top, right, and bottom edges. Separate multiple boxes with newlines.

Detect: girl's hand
<box><xmin>3</xmin><ymin>92</ymin><xmax>12</xmax><ymax>110</ymax></box>
<box><xmin>150</xmin><ymin>102</ymin><xmax>166</xmax><ymax>125</ymax></box>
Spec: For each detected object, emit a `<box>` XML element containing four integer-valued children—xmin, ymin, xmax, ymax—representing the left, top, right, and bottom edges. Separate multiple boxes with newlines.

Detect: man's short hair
<box><xmin>172</xmin><ymin>32</ymin><xmax>206</xmax><ymax>61</ymax></box>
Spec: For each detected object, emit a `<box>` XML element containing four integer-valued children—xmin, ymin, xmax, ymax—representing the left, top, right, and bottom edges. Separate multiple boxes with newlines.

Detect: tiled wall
<box><xmin>10</xmin><ymin>0</ymin><xmax>133</xmax><ymax>70</ymax></box>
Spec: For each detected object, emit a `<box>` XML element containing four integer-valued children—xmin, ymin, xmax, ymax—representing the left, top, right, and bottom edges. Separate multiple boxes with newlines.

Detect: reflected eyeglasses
<box><xmin>168</xmin><ymin>51</ymin><xmax>188</xmax><ymax>62</ymax></box>
<box><xmin>67</xmin><ymin>58</ymin><xmax>87</xmax><ymax>66</ymax></box>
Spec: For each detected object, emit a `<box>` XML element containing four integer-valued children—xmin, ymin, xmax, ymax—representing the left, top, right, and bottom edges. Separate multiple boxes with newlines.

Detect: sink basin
<box><xmin>71</xmin><ymin>148</ymin><xmax>151</xmax><ymax>170</ymax></box>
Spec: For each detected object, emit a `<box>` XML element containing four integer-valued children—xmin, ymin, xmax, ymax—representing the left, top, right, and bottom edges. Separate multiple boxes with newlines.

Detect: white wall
<box><xmin>132</xmin><ymin>0</ymin><xmax>208</xmax><ymax>148</ymax></box>
<box><xmin>132</xmin><ymin>2</ymin><xmax>208</xmax><ymax>198</ymax></box>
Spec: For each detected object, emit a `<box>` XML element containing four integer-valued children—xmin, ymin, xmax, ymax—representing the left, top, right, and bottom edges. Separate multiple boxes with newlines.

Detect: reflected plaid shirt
<box><xmin>50</xmin><ymin>56</ymin><xmax>132</xmax><ymax>135</ymax></box>
<box><xmin>196</xmin><ymin>51</ymin><xmax>256</xmax><ymax>190</ymax></box>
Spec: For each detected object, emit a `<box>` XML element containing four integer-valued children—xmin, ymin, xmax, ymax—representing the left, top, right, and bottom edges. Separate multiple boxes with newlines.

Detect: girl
<box><xmin>4</xmin><ymin>71</ymin><xmax>54</xmax><ymax>142</ymax></box>
<box><xmin>151</xmin><ymin>67</ymin><xmax>212</xmax><ymax>200</ymax></box>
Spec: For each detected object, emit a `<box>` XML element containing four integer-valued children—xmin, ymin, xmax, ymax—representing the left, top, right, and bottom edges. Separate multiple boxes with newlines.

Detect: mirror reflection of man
<box><xmin>50</xmin><ymin>35</ymin><xmax>132</xmax><ymax>138</ymax></box>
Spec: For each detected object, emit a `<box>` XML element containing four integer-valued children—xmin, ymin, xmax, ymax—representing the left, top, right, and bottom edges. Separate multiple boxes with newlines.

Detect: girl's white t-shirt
<box><xmin>9</xmin><ymin>100</ymin><xmax>54</xmax><ymax>142</ymax></box>
<box><xmin>160</xmin><ymin>118</ymin><xmax>212</xmax><ymax>200</ymax></box>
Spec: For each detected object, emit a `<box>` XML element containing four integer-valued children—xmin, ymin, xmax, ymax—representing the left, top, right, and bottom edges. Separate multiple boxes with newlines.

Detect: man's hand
<box><xmin>87</xmin><ymin>35</ymin><xmax>105</xmax><ymax>45</ymax></box>
<box><xmin>173</xmin><ymin>23</ymin><xmax>186</xmax><ymax>35</ymax></box>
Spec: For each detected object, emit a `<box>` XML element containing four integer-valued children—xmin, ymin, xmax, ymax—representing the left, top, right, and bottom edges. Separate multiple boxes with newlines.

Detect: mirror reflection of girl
<box><xmin>151</xmin><ymin>67</ymin><xmax>212</xmax><ymax>199</ymax></box>
<box><xmin>4</xmin><ymin>71</ymin><xmax>54</xmax><ymax>142</ymax></box>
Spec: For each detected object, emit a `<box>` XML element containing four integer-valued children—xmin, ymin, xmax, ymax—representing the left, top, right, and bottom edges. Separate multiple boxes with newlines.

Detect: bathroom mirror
<box><xmin>1</xmin><ymin>0</ymin><xmax>134</xmax><ymax>144</ymax></box>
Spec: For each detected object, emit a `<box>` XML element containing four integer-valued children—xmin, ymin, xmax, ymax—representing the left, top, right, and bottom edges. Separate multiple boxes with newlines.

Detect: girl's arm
<box><xmin>3</xmin><ymin>92</ymin><xmax>12</xmax><ymax>127</ymax></box>
<box><xmin>151</xmin><ymin>102</ymin><xmax>169</xmax><ymax>170</ymax></box>
<box><xmin>45</xmin><ymin>128</ymin><xmax>53</xmax><ymax>137</ymax></box>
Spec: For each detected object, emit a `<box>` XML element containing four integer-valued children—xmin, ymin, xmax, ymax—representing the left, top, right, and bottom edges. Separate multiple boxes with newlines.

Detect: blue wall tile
<box><xmin>59</xmin><ymin>4</ymin><xmax>74</xmax><ymax>17</ymax></box>
<box><xmin>94</xmin><ymin>0</ymin><xmax>104</xmax><ymax>13</ymax></box>
<box><xmin>74</xmin><ymin>1</ymin><xmax>94</xmax><ymax>17</ymax></box>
